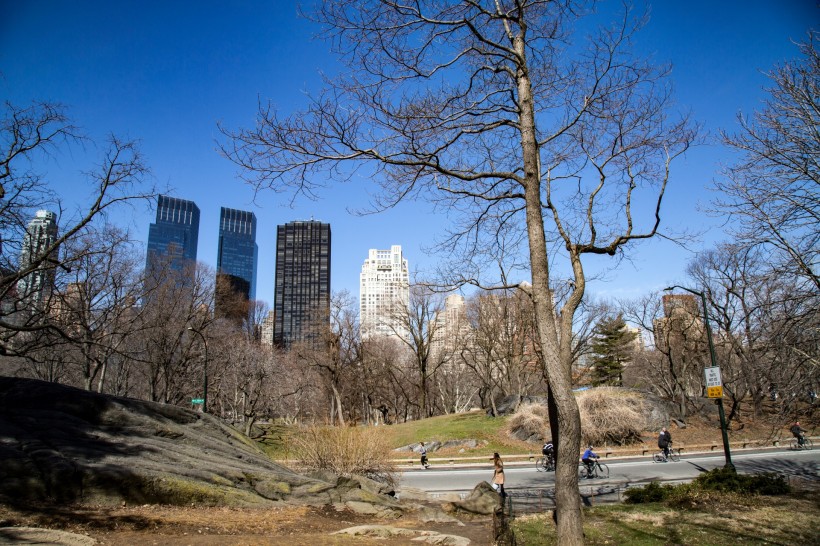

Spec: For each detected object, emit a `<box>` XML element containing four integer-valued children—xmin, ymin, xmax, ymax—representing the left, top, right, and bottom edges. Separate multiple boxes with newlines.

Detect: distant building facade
<box><xmin>430</xmin><ymin>293</ymin><xmax>471</xmax><ymax>361</ymax></box>
<box><xmin>359</xmin><ymin>245</ymin><xmax>409</xmax><ymax>341</ymax></box>
<box><xmin>273</xmin><ymin>221</ymin><xmax>331</xmax><ymax>347</ymax></box>
<box><xmin>145</xmin><ymin>195</ymin><xmax>200</xmax><ymax>282</ymax></box>
<box><xmin>216</xmin><ymin>207</ymin><xmax>258</xmax><ymax>301</ymax></box>
<box><xmin>653</xmin><ymin>294</ymin><xmax>703</xmax><ymax>352</ymax></box>
<box><xmin>17</xmin><ymin>210</ymin><xmax>59</xmax><ymax>307</ymax></box>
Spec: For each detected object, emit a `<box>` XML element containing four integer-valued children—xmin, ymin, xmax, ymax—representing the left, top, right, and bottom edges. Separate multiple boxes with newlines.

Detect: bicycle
<box><xmin>578</xmin><ymin>459</ymin><xmax>609</xmax><ymax>479</ymax></box>
<box><xmin>790</xmin><ymin>437</ymin><xmax>813</xmax><ymax>450</ymax></box>
<box><xmin>535</xmin><ymin>455</ymin><xmax>555</xmax><ymax>472</ymax></box>
<box><xmin>653</xmin><ymin>447</ymin><xmax>681</xmax><ymax>462</ymax></box>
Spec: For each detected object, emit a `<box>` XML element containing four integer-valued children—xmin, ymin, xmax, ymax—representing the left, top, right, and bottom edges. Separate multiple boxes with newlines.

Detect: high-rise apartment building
<box><xmin>430</xmin><ymin>293</ymin><xmax>471</xmax><ymax>361</ymax></box>
<box><xmin>145</xmin><ymin>195</ymin><xmax>200</xmax><ymax>282</ymax></box>
<box><xmin>273</xmin><ymin>221</ymin><xmax>331</xmax><ymax>347</ymax></box>
<box><xmin>17</xmin><ymin>210</ymin><xmax>59</xmax><ymax>306</ymax></box>
<box><xmin>359</xmin><ymin>245</ymin><xmax>409</xmax><ymax>341</ymax></box>
<box><xmin>217</xmin><ymin>207</ymin><xmax>258</xmax><ymax>300</ymax></box>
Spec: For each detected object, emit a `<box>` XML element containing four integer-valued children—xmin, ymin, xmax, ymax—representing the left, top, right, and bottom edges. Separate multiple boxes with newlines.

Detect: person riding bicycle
<box><xmin>542</xmin><ymin>440</ymin><xmax>555</xmax><ymax>466</ymax></box>
<box><xmin>581</xmin><ymin>445</ymin><xmax>599</xmax><ymax>477</ymax></box>
<box><xmin>790</xmin><ymin>422</ymin><xmax>807</xmax><ymax>446</ymax></box>
<box><xmin>658</xmin><ymin>427</ymin><xmax>672</xmax><ymax>460</ymax></box>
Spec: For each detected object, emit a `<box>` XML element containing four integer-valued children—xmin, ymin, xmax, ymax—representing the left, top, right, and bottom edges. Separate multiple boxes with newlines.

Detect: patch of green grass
<box><xmin>382</xmin><ymin>411</ymin><xmax>507</xmax><ymax>450</ymax></box>
<box><xmin>511</xmin><ymin>492</ymin><xmax>820</xmax><ymax>545</ymax></box>
<box><xmin>257</xmin><ymin>411</ymin><xmax>525</xmax><ymax>459</ymax></box>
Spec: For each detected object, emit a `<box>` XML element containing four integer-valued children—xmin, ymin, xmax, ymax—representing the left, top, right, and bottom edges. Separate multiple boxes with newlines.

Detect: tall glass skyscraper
<box><xmin>17</xmin><ymin>210</ymin><xmax>59</xmax><ymax>306</ymax></box>
<box><xmin>217</xmin><ymin>207</ymin><xmax>258</xmax><ymax>300</ymax></box>
<box><xmin>273</xmin><ymin>221</ymin><xmax>331</xmax><ymax>347</ymax></box>
<box><xmin>145</xmin><ymin>195</ymin><xmax>200</xmax><ymax>281</ymax></box>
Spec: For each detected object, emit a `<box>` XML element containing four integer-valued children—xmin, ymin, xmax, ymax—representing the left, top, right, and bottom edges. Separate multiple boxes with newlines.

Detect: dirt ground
<box><xmin>0</xmin><ymin>502</ymin><xmax>493</xmax><ymax>545</ymax></box>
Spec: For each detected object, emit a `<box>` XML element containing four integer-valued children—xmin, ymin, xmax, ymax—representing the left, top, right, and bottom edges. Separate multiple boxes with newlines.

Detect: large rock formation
<box><xmin>0</xmin><ymin>377</ymin><xmax>394</xmax><ymax>508</ymax></box>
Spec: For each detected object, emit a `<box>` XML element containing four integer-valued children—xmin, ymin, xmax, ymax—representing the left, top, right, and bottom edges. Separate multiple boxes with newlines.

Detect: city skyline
<box><xmin>2</xmin><ymin>2</ymin><xmax>815</xmax><ymax>307</ymax></box>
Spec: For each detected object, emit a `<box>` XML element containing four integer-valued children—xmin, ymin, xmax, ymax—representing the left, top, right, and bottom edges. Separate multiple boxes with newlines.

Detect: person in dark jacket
<box><xmin>658</xmin><ymin>427</ymin><xmax>672</xmax><ymax>460</ymax></box>
<box><xmin>790</xmin><ymin>422</ymin><xmax>807</xmax><ymax>446</ymax></box>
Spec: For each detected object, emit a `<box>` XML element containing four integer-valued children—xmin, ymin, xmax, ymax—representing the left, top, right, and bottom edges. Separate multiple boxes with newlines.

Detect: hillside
<box><xmin>0</xmin><ymin>377</ymin><xmax>391</xmax><ymax>508</ymax></box>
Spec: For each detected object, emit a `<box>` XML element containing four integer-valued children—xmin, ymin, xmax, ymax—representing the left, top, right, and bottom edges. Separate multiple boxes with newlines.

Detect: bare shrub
<box><xmin>506</xmin><ymin>403</ymin><xmax>550</xmax><ymax>441</ymax></box>
<box><xmin>577</xmin><ymin>388</ymin><xmax>649</xmax><ymax>446</ymax></box>
<box><xmin>289</xmin><ymin>425</ymin><xmax>397</xmax><ymax>486</ymax></box>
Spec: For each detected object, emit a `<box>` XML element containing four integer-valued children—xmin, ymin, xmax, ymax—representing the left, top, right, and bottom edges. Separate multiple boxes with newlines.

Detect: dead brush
<box><xmin>505</xmin><ymin>402</ymin><xmax>550</xmax><ymax>440</ymax></box>
<box><xmin>289</xmin><ymin>425</ymin><xmax>397</xmax><ymax>486</ymax></box>
<box><xmin>578</xmin><ymin>388</ymin><xmax>649</xmax><ymax>446</ymax></box>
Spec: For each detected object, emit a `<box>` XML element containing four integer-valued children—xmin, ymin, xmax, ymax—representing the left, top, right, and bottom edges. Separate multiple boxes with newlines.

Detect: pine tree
<box><xmin>590</xmin><ymin>315</ymin><xmax>637</xmax><ymax>387</ymax></box>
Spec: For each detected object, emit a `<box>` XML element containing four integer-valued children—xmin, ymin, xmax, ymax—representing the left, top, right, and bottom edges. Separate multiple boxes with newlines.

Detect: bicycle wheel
<box><xmin>668</xmin><ymin>450</ymin><xmax>681</xmax><ymax>462</ymax></box>
<box><xmin>791</xmin><ymin>438</ymin><xmax>800</xmax><ymax>450</ymax></box>
<box><xmin>578</xmin><ymin>464</ymin><xmax>589</xmax><ymax>479</ymax></box>
<box><xmin>596</xmin><ymin>463</ymin><xmax>610</xmax><ymax>479</ymax></box>
<box><xmin>536</xmin><ymin>457</ymin><xmax>545</xmax><ymax>471</ymax></box>
<box><xmin>653</xmin><ymin>453</ymin><xmax>665</xmax><ymax>463</ymax></box>
<box><xmin>802</xmin><ymin>438</ymin><xmax>813</xmax><ymax>450</ymax></box>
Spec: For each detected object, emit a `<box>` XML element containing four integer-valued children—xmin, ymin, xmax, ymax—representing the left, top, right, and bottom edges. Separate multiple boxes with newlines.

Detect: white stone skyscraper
<box><xmin>359</xmin><ymin>245</ymin><xmax>409</xmax><ymax>341</ymax></box>
<box><xmin>17</xmin><ymin>210</ymin><xmax>59</xmax><ymax>306</ymax></box>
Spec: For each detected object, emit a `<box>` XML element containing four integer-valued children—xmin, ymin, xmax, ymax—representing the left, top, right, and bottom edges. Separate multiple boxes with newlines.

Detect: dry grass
<box><xmin>289</xmin><ymin>425</ymin><xmax>398</xmax><ymax>485</ymax></box>
<box><xmin>505</xmin><ymin>402</ymin><xmax>550</xmax><ymax>440</ymax></box>
<box><xmin>577</xmin><ymin>388</ymin><xmax>648</xmax><ymax>446</ymax></box>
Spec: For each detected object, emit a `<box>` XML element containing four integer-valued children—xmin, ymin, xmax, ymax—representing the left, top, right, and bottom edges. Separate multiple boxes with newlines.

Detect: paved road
<box><xmin>398</xmin><ymin>448</ymin><xmax>820</xmax><ymax>498</ymax></box>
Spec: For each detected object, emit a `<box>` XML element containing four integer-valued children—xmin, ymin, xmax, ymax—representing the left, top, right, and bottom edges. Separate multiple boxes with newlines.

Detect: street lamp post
<box><xmin>187</xmin><ymin>327</ymin><xmax>209</xmax><ymax>413</ymax></box>
<box><xmin>664</xmin><ymin>285</ymin><xmax>735</xmax><ymax>471</ymax></box>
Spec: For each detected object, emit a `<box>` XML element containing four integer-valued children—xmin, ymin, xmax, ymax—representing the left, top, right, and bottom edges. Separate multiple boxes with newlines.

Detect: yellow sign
<box><xmin>706</xmin><ymin>386</ymin><xmax>723</xmax><ymax>398</ymax></box>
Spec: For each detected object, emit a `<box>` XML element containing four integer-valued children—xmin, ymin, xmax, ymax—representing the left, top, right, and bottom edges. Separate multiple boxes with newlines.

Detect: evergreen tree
<box><xmin>590</xmin><ymin>315</ymin><xmax>637</xmax><ymax>386</ymax></box>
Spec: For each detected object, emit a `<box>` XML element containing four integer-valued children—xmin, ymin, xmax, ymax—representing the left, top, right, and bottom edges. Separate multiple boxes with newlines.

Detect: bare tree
<box><xmin>134</xmin><ymin>260</ymin><xmax>215</xmax><ymax>404</ymax></box>
<box><xmin>50</xmin><ymin>224</ymin><xmax>145</xmax><ymax>392</ymax></box>
<box><xmin>0</xmin><ymin>101</ymin><xmax>153</xmax><ymax>355</ymax></box>
<box><xmin>220</xmin><ymin>3</ymin><xmax>695</xmax><ymax>539</ymax></box>
<box><xmin>687</xmin><ymin>243</ymin><xmax>819</xmax><ymax>423</ymax></box>
<box><xmin>716</xmin><ymin>32</ymin><xmax>819</xmax><ymax>291</ymax></box>
<box><xmin>386</xmin><ymin>283</ymin><xmax>445</xmax><ymax>419</ymax></box>
<box><xmin>293</xmin><ymin>290</ymin><xmax>361</xmax><ymax>425</ymax></box>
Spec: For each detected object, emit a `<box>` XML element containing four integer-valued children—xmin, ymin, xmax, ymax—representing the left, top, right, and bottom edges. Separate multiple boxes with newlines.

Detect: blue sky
<box><xmin>1</xmin><ymin>1</ymin><xmax>816</xmax><ymax>308</ymax></box>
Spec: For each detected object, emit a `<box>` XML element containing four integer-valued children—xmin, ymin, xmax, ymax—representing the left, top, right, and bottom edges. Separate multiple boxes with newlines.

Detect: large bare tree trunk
<box><xmin>516</xmin><ymin>33</ymin><xmax>583</xmax><ymax>539</ymax></box>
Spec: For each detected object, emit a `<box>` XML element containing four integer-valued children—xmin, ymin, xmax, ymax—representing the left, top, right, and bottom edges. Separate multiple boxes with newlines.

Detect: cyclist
<box><xmin>542</xmin><ymin>440</ymin><xmax>555</xmax><ymax>467</ymax></box>
<box><xmin>581</xmin><ymin>445</ymin><xmax>599</xmax><ymax>478</ymax></box>
<box><xmin>790</xmin><ymin>422</ymin><xmax>807</xmax><ymax>447</ymax></box>
<box><xmin>658</xmin><ymin>427</ymin><xmax>672</xmax><ymax>460</ymax></box>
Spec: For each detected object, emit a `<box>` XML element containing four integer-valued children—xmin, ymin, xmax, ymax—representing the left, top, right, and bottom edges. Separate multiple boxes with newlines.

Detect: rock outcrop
<box><xmin>0</xmin><ymin>377</ymin><xmax>397</xmax><ymax>510</ymax></box>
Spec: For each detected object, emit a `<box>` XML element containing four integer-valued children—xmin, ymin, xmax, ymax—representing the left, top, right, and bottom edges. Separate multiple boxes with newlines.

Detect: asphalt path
<box><xmin>398</xmin><ymin>448</ymin><xmax>820</xmax><ymax>498</ymax></box>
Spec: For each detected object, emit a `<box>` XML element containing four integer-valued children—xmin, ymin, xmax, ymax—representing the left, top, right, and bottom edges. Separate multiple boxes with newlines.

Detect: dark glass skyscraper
<box><xmin>217</xmin><ymin>207</ymin><xmax>258</xmax><ymax>301</ymax></box>
<box><xmin>145</xmin><ymin>195</ymin><xmax>200</xmax><ymax>281</ymax></box>
<box><xmin>273</xmin><ymin>221</ymin><xmax>331</xmax><ymax>347</ymax></box>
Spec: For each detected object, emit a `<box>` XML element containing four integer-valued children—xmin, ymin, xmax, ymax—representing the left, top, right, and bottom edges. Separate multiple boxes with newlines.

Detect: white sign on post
<box><xmin>704</xmin><ymin>366</ymin><xmax>723</xmax><ymax>398</ymax></box>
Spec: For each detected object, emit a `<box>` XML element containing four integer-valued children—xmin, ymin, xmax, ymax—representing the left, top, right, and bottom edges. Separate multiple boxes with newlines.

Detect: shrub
<box><xmin>289</xmin><ymin>425</ymin><xmax>398</xmax><ymax>486</ymax></box>
<box><xmin>628</xmin><ymin>469</ymin><xmax>791</xmax><ymax>509</ymax></box>
<box><xmin>692</xmin><ymin>468</ymin><xmax>790</xmax><ymax>495</ymax></box>
<box><xmin>623</xmin><ymin>481</ymin><xmax>670</xmax><ymax>503</ymax></box>
<box><xmin>577</xmin><ymin>388</ymin><xmax>648</xmax><ymax>445</ymax></box>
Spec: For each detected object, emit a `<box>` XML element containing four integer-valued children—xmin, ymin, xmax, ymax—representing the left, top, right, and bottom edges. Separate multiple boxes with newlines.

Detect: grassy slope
<box><xmin>512</xmin><ymin>493</ymin><xmax>820</xmax><ymax>545</ymax></box>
